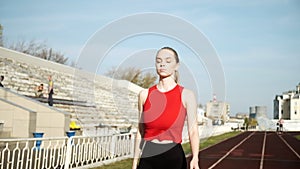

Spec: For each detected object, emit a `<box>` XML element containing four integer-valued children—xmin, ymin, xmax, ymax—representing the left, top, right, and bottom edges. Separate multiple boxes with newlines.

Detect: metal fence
<box><xmin>0</xmin><ymin>133</ymin><xmax>134</xmax><ymax>169</ymax></box>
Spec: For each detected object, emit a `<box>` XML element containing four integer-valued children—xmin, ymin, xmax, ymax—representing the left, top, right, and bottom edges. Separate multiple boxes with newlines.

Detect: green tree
<box><xmin>244</xmin><ymin>117</ymin><xmax>249</xmax><ymax>131</ymax></box>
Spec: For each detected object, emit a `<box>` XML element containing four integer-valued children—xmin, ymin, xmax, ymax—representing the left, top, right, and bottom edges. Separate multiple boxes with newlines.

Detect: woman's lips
<box><xmin>159</xmin><ymin>69</ymin><xmax>167</xmax><ymax>72</ymax></box>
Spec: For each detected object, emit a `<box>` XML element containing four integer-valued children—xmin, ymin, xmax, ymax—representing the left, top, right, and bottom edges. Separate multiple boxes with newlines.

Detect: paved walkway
<box><xmin>187</xmin><ymin>131</ymin><xmax>300</xmax><ymax>169</ymax></box>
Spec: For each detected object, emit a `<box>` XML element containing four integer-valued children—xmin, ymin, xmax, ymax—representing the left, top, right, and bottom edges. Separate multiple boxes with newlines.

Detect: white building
<box><xmin>274</xmin><ymin>83</ymin><xmax>300</xmax><ymax>120</ymax></box>
<box><xmin>206</xmin><ymin>95</ymin><xmax>230</xmax><ymax>123</ymax></box>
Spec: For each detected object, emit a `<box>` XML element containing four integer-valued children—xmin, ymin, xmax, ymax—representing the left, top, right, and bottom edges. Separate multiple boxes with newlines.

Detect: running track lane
<box><xmin>186</xmin><ymin>131</ymin><xmax>253</xmax><ymax>169</ymax></box>
<box><xmin>186</xmin><ymin>131</ymin><xmax>300</xmax><ymax>169</ymax></box>
<box><xmin>263</xmin><ymin>132</ymin><xmax>300</xmax><ymax>169</ymax></box>
<box><xmin>209</xmin><ymin>132</ymin><xmax>265</xmax><ymax>169</ymax></box>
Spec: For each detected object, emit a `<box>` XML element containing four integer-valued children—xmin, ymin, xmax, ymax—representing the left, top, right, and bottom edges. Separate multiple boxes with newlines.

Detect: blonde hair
<box><xmin>174</xmin><ymin>70</ymin><xmax>179</xmax><ymax>83</ymax></box>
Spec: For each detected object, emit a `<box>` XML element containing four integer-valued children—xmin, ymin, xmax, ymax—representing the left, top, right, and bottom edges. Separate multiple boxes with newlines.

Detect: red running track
<box><xmin>187</xmin><ymin>131</ymin><xmax>300</xmax><ymax>169</ymax></box>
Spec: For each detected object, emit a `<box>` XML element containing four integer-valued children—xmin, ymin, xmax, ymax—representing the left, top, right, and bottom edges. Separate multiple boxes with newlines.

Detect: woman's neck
<box><xmin>157</xmin><ymin>77</ymin><xmax>177</xmax><ymax>92</ymax></box>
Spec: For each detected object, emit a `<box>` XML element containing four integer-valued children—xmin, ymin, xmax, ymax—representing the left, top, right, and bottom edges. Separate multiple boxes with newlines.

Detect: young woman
<box><xmin>132</xmin><ymin>47</ymin><xmax>200</xmax><ymax>169</ymax></box>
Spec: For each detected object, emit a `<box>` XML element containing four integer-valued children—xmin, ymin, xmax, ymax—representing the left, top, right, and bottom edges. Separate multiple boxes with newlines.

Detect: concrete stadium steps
<box><xmin>0</xmin><ymin>57</ymin><xmax>75</xmax><ymax>100</ymax></box>
<box><xmin>0</xmin><ymin>47</ymin><xmax>142</xmax><ymax>136</ymax></box>
<box><xmin>54</xmin><ymin>100</ymin><xmax>135</xmax><ymax>131</ymax></box>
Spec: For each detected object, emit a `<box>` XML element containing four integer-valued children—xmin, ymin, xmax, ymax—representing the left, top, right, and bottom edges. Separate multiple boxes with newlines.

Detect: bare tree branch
<box><xmin>106</xmin><ymin>66</ymin><xmax>157</xmax><ymax>88</ymax></box>
<box><xmin>7</xmin><ymin>40</ymin><xmax>68</xmax><ymax>64</ymax></box>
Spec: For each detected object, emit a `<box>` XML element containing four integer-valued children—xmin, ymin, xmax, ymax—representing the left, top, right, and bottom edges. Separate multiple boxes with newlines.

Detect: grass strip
<box><xmin>182</xmin><ymin>131</ymin><xmax>241</xmax><ymax>154</ymax></box>
<box><xmin>94</xmin><ymin>131</ymin><xmax>241</xmax><ymax>169</ymax></box>
<box><xmin>295</xmin><ymin>135</ymin><xmax>300</xmax><ymax>140</ymax></box>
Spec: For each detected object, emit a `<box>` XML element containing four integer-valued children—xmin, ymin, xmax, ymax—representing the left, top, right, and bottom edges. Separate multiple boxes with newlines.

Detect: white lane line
<box><xmin>208</xmin><ymin>132</ymin><xmax>255</xmax><ymax>169</ymax></box>
<box><xmin>278</xmin><ymin>134</ymin><xmax>300</xmax><ymax>159</ymax></box>
<box><xmin>259</xmin><ymin>132</ymin><xmax>267</xmax><ymax>169</ymax></box>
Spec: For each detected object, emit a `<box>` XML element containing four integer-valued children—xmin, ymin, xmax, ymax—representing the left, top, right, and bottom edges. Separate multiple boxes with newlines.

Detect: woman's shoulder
<box><xmin>138</xmin><ymin>89</ymin><xmax>148</xmax><ymax>99</ymax></box>
<box><xmin>181</xmin><ymin>87</ymin><xmax>196</xmax><ymax>103</ymax></box>
<box><xmin>138</xmin><ymin>88</ymin><xmax>150</xmax><ymax>106</ymax></box>
<box><xmin>181</xmin><ymin>87</ymin><xmax>194</xmax><ymax>96</ymax></box>
<box><xmin>139</xmin><ymin>85</ymin><xmax>157</xmax><ymax>97</ymax></box>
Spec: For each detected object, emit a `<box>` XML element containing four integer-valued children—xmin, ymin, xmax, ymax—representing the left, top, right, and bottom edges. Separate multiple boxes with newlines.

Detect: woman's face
<box><xmin>155</xmin><ymin>49</ymin><xmax>179</xmax><ymax>78</ymax></box>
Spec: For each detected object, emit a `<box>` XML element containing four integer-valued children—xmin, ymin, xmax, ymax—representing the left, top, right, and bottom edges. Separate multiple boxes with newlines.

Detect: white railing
<box><xmin>0</xmin><ymin>133</ymin><xmax>134</xmax><ymax>169</ymax></box>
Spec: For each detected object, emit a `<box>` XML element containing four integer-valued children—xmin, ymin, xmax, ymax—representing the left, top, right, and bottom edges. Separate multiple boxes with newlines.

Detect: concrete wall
<box><xmin>0</xmin><ymin>98</ymin><xmax>33</xmax><ymax>138</ymax></box>
<box><xmin>271</xmin><ymin>119</ymin><xmax>300</xmax><ymax>131</ymax></box>
<box><xmin>0</xmin><ymin>88</ymin><xmax>69</xmax><ymax>138</ymax></box>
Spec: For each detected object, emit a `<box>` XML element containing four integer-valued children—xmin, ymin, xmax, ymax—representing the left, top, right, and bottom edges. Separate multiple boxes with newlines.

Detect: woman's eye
<box><xmin>166</xmin><ymin>59</ymin><xmax>171</xmax><ymax>63</ymax></box>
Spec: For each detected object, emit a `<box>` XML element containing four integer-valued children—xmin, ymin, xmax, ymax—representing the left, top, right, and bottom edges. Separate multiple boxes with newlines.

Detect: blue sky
<box><xmin>1</xmin><ymin>0</ymin><xmax>299</xmax><ymax>118</ymax></box>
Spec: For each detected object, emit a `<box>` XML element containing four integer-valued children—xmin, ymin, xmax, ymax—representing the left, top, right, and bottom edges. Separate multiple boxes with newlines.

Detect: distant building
<box><xmin>249</xmin><ymin>106</ymin><xmax>267</xmax><ymax>120</ymax></box>
<box><xmin>206</xmin><ymin>94</ymin><xmax>230</xmax><ymax>123</ymax></box>
<box><xmin>274</xmin><ymin>83</ymin><xmax>300</xmax><ymax>120</ymax></box>
<box><xmin>235</xmin><ymin>112</ymin><xmax>248</xmax><ymax>119</ymax></box>
<box><xmin>197</xmin><ymin>107</ymin><xmax>205</xmax><ymax>123</ymax></box>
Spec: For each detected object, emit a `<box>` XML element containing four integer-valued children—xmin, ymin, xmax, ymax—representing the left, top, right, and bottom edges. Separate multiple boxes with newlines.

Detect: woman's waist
<box><xmin>150</xmin><ymin>139</ymin><xmax>174</xmax><ymax>144</ymax></box>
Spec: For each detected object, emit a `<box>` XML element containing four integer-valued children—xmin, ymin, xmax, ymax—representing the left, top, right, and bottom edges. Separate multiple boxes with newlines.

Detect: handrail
<box><xmin>25</xmin><ymin>95</ymin><xmax>96</xmax><ymax>107</ymax></box>
<box><xmin>0</xmin><ymin>133</ymin><xmax>134</xmax><ymax>169</ymax></box>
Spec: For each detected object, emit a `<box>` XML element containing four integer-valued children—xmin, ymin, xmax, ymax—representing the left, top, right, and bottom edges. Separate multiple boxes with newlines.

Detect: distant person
<box><xmin>48</xmin><ymin>75</ymin><xmax>54</xmax><ymax>106</ymax></box>
<box><xmin>278</xmin><ymin>118</ymin><xmax>284</xmax><ymax>133</ymax></box>
<box><xmin>244</xmin><ymin>117</ymin><xmax>249</xmax><ymax>131</ymax></box>
<box><xmin>35</xmin><ymin>84</ymin><xmax>44</xmax><ymax>98</ymax></box>
<box><xmin>0</xmin><ymin>75</ymin><xmax>4</xmax><ymax>87</ymax></box>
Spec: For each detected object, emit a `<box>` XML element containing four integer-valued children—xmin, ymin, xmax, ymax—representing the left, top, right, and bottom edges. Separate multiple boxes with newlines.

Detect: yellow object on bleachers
<box><xmin>69</xmin><ymin>121</ymin><xmax>81</xmax><ymax>130</ymax></box>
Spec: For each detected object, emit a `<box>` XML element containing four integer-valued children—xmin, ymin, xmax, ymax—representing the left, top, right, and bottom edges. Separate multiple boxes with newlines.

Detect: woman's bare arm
<box><xmin>183</xmin><ymin>89</ymin><xmax>200</xmax><ymax>169</ymax></box>
<box><xmin>132</xmin><ymin>89</ymin><xmax>147</xmax><ymax>169</ymax></box>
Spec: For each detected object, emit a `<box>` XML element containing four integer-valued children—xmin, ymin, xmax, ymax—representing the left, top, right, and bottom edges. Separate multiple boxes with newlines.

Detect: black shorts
<box><xmin>138</xmin><ymin>141</ymin><xmax>187</xmax><ymax>169</ymax></box>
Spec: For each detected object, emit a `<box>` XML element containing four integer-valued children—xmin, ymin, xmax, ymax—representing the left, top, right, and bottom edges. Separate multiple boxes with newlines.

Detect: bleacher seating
<box><xmin>0</xmin><ymin>47</ymin><xmax>142</xmax><ymax>136</ymax></box>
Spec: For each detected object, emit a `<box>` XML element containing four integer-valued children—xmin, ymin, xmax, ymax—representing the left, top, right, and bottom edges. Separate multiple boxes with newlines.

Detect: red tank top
<box><xmin>142</xmin><ymin>85</ymin><xmax>187</xmax><ymax>143</ymax></box>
